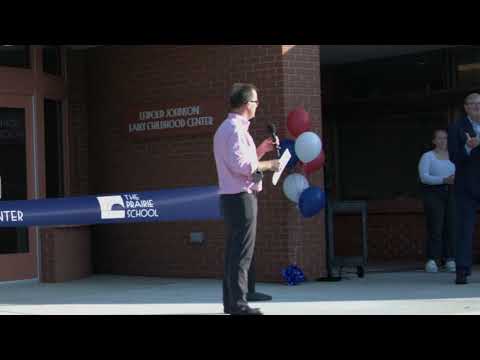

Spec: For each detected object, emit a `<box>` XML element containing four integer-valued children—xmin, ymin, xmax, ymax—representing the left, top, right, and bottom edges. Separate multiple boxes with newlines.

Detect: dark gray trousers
<box><xmin>454</xmin><ymin>190</ymin><xmax>480</xmax><ymax>272</ymax></box>
<box><xmin>220</xmin><ymin>192</ymin><xmax>257</xmax><ymax>311</ymax></box>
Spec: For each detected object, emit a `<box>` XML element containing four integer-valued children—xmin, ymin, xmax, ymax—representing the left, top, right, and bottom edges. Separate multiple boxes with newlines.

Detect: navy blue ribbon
<box><xmin>0</xmin><ymin>186</ymin><xmax>222</xmax><ymax>227</ymax></box>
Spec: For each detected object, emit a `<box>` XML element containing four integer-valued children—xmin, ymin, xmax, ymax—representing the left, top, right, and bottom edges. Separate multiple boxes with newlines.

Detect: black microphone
<box><xmin>267</xmin><ymin>123</ymin><xmax>281</xmax><ymax>159</ymax></box>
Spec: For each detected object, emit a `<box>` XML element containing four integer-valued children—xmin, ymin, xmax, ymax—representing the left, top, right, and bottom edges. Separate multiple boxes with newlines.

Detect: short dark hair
<box><xmin>230</xmin><ymin>83</ymin><xmax>257</xmax><ymax>109</ymax></box>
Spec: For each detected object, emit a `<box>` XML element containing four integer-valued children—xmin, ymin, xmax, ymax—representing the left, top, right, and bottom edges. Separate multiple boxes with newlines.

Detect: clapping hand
<box><xmin>466</xmin><ymin>132</ymin><xmax>480</xmax><ymax>149</ymax></box>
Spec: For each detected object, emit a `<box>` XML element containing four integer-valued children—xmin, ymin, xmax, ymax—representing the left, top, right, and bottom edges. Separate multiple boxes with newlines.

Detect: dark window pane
<box><xmin>325</xmin><ymin>50</ymin><xmax>447</xmax><ymax>101</ymax></box>
<box><xmin>337</xmin><ymin>108</ymin><xmax>448</xmax><ymax>201</ymax></box>
<box><xmin>0</xmin><ymin>107</ymin><xmax>28</xmax><ymax>254</ymax></box>
<box><xmin>0</xmin><ymin>45</ymin><xmax>29</xmax><ymax>68</ymax></box>
<box><xmin>43</xmin><ymin>46</ymin><xmax>62</xmax><ymax>76</ymax></box>
<box><xmin>455</xmin><ymin>46</ymin><xmax>480</xmax><ymax>88</ymax></box>
<box><xmin>44</xmin><ymin>99</ymin><xmax>64</xmax><ymax>198</ymax></box>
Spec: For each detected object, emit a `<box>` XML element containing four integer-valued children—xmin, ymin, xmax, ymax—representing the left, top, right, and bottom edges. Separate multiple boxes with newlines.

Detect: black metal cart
<box><xmin>326</xmin><ymin>200</ymin><xmax>368</xmax><ymax>279</ymax></box>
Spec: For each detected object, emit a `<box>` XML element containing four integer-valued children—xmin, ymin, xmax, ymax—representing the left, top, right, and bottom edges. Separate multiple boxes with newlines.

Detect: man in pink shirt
<box><xmin>214</xmin><ymin>83</ymin><xmax>280</xmax><ymax>315</ymax></box>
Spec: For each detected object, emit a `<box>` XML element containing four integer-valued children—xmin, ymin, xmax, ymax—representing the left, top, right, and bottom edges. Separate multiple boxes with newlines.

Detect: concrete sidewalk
<box><xmin>1</xmin><ymin>269</ymin><xmax>480</xmax><ymax>315</ymax></box>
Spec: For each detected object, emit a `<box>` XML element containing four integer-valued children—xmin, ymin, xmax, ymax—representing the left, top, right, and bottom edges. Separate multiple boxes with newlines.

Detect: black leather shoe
<box><xmin>230</xmin><ymin>306</ymin><xmax>263</xmax><ymax>315</ymax></box>
<box><xmin>224</xmin><ymin>306</ymin><xmax>261</xmax><ymax>315</ymax></box>
<box><xmin>247</xmin><ymin>292</ymin><xmax>273</xmax><ymax>302</ymax></box>
<box><xmin>456</xmin><ymin>271</ymin><xmax>468</xmax><ymax>285</ymax></box>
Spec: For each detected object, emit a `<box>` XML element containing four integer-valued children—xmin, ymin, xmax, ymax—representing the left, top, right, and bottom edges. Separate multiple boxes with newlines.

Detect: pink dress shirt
<box><xmin>213</xmin><ymin>113</ymin><xmax>261</xmax><ymax>195</ymax></box>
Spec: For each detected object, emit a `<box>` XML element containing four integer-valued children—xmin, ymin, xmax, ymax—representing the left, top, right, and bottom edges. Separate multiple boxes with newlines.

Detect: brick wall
<box><xmin>75</xmin><ymin>45</ymin><xmax>327</xmax><ymax>282</ymax></box>
<box><xmin>334</xmin><ymin>211</ymin><xmax>480</xmax><ymax>263</ymax></box>
<box><xmin>41</xmin><ymin>226</ymin><xmax>92</xmax><ymax>283</ymax></box>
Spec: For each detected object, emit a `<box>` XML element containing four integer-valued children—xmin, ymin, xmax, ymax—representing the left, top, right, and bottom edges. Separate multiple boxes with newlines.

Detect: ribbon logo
<box><xmin>96</xmin><ymin>196</ymin><xmax>126</xmax><ymax>220</ymax></box>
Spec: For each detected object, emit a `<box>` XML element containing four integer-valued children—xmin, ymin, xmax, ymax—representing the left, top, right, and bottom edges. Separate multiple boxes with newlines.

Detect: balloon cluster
<box><xmin>281</xmin><ymin>264</ymin><xmax>306</xmax><ymax>286</ymax></box>
<box><xmin>281</xmin><ymin>107</ymin><xmax>326</xmax><ymax>218</ymax></box>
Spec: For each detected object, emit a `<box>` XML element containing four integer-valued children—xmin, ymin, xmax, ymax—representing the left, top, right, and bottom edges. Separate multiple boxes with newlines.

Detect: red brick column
<box><xmin>280</xmin><ymin>45</ymin><xmax>326</xmax><ymax>280</ymax></box>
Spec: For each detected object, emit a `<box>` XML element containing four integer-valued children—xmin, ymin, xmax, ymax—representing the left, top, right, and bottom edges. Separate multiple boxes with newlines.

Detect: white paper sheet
<box><xmin>272</xmin><ymin>149</ymin><xmax>291</xmax><ymax>186</ymax></box>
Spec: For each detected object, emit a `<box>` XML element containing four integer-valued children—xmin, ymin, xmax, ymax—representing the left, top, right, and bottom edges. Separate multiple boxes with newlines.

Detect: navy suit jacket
<box><xmin>448</xmin><ymin>116</ymin><xmax>480</xmax><ymax>198</ymax></box>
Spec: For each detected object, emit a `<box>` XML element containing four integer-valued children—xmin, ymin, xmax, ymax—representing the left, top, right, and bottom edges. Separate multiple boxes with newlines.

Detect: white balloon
<box><xmin>295</xmin><ymin>132</ymin><xmax>322</xmax><ymax>163</ymax></box>
<box><xmin>283</xmin><ymin>174</ymin><xmax>310</xmax><ymax>203</ymax></box>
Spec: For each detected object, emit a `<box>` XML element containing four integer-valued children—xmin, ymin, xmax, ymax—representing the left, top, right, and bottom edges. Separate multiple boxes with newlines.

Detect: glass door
<box><xmin>0</xmin><ymin>95</ymin><xmax>37</xmax><ymax>281</ymax></box>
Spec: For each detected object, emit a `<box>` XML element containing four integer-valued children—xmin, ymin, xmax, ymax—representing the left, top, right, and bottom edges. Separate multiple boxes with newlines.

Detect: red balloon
<box><xmin>303</xmin><ymin>151</ymin><xmax>325</xmax><ymax>175</ymax></box>
<box><xmin>287</xmin><ymin>107</ymin><xmax>311</xmax><ymax>138</ymax></box>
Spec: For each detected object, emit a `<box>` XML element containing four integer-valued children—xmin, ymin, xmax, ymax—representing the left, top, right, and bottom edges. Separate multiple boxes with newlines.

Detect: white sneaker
<box><xmin>445</xmin><ymin>260</ymin><xmax>456</xmax><ymax>273</ymax></box>
<box><xmin>425</xmin><ymin>260</ymin><xmax>438</xmax><ymax>273</ymax></box>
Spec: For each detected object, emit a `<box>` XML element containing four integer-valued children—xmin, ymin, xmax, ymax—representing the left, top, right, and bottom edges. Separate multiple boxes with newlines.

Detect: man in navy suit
<box><xmin>448</xmin><ymin>93</ymin><xmax>480</xmax><ymax>284</ymax></box>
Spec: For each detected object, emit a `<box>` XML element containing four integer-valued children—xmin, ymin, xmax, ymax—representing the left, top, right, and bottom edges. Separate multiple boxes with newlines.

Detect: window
<box><xmin>336</xmin><ymin>108</ymin><xmax>448</xmax><ymax>201</ymax></box>
<box><xmin>0</xmin><ymin>107</ymin><xmax>28</xmax><ymax>254</ymax></box>
<box><xmin>0</xmin><ymin>45</ymin><xmax>30</xmax><ymax>68</ymax></box>
<box><xmin>454</xmin><ymin>46</ymin><xmax>480</xmax><ymax>88</ymax></box>
<box><xmin>322</xmin><ymin>48</ymin><xmax>457</xmax><ymax>203</ymax></box>
<box><xmin>43</xmin><ymin>46</ymin><xmax>62</xmax><ymax>76</ymax></box>
<box><xmin>44</xmin><ymin>99</ymin><xmax>64</xmax><ymax>198</ymax></box>
<box><xmin>325</xmin><ymin>50</ymin><xmax>448</xmax><ymax>101</ymax></box>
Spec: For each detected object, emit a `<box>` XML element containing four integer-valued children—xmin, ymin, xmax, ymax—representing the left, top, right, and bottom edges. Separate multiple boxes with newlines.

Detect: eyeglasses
<box><xmin>249</xmin><ymin>100</ymin><xmax>260</xmax><ymax>104</ymax></box>
<box><xmin>466</xmin><ymin>102</ymin><xmax>480</xmax><ymax>106</ymax></box>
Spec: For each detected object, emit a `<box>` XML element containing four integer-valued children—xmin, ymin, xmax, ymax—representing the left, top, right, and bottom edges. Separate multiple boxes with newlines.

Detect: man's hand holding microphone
<box><xmin>257</xmin><ymin>123</ymin><xmax>281</xmax><ymax>172</ymax></box>
<box><xmin>257</xmin><ymin>138</ymin><xmax>280</xmax><ymax>172</ymax></box>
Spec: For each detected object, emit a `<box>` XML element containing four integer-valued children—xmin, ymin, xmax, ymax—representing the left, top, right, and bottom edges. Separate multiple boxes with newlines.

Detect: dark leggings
<box><xmin>423</xmin><ymin>185</ymin><xmax>456</xmax><ymax>262</ymax></box>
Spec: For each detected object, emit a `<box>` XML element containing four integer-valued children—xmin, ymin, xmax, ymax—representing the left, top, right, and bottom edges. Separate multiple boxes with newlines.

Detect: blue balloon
<box><xmin>298</xmin><ymin>187</ymin><xmax>326</xmax><ymax>218</ymax></box>
<box><xmin>279</xmin><ymin>139</ymin><xmax>299</xmax><ymax>169</ymax></box>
